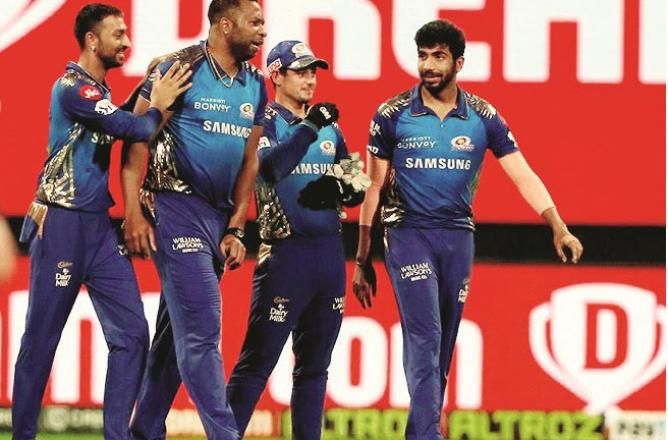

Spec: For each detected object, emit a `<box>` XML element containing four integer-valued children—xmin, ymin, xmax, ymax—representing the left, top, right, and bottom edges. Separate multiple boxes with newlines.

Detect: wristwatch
<box><xmin>224</xmin><ymin>227</ymin><xmax>245</xmax><ymax>240</ymax></box>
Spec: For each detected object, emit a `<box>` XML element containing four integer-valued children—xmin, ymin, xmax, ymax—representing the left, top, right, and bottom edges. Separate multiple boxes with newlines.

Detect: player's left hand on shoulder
<box><xmin>220</xmin><ymin>234</ymin><xmax>246</xmax><ymax>270</ymax></box>
<box><xmin>554</xmin><ymin>232</ymin><xmax>583</xmax><ymax>264</ymax></box>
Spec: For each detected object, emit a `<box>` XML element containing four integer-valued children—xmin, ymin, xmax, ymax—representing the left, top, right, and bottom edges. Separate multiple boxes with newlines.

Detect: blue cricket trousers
<box><xmin>384</xmin><ymin>227</ymin><xmax>474</xmax><ymax>440</ymax></box>
<box><xmin>13</xmin><ymin>203</ymin><xmax>149</xmax><ymax>440</ymax></box>
<box><xmin>131</xmin><ymin>192</ymin><xmax>238</xmax><ymax>440</ymax></box>
<box><xmin>227</xmin><ymin>235</ymin><xmax>346</xmax><ymax>440</ymax></box>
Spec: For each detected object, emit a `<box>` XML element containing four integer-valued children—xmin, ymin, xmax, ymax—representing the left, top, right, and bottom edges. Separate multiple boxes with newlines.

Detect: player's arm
<box><xmin>63</xmin><ymin>61</ymin><xmax>191</xmax><ymax>141</ymax></box>
<box><xmin>352</xmin><ymin>112</ymin><xmax>394</xmax><ymax>308</ymax></box>
<box><xmin>120</xmin><ymin>95</ymin><xmax>164</xmax><ymax>259</ymax></box>
<box><xmin>0</xmin><ymin>214</ymin><xmax>17</xmax><ymax>283</ymax></box>
<box><xmin>352</xmin><ymin>153</ymin><xmax>388</xmax><ymax>308</ymax></box>
<box><xmin>221</xmin><ymin>125</ymin><xmax>263</xmax><ymax>270</ymax></box>
<box><xmin>257</xmin><ymin>116</ymin><xmax>318</xmax><ymax>183</ymax></box>
<box><xmin>498</xmin><ymin>152</ymin><xmax>583</xmax><ymax>263</ymax></box>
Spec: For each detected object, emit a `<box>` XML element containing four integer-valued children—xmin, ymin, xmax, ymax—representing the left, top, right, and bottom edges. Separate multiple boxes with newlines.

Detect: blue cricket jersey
<box><xmin>368</xmin><ymin>86</ymin><xmax>519</xmax><ymax>230</ymax></box>
<box><xmin>35</xmin><ymin>62</ymin><xmax>162</xmax><ymax>212</ymax></box>
<box><xmin>256</xmin><ymin>102</ymin><xmax>348</xmax><ymax>240</ymax></box>
<box><xmin>140</xmin><ymin>42</ymin><xmax>267</xmax><ymax>212</ymax></box>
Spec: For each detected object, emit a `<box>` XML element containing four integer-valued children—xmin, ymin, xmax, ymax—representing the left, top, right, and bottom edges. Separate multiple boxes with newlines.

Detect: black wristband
<box><xmin>224</xmin><ymin>227</ymin><xmax>245</xmax><ymax>240</ymax></box>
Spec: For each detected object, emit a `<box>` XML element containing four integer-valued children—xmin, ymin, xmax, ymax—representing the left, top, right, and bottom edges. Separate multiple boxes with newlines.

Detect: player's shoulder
<box><xmin>463</xmin><ymin>89</ymin><xmax>498</xmax><ymax>120</ymax></box>
<box><xmin>241</xmin><ymin>61</ymin><xmax>265</xmax><ymax>82</ymax></box>
<box><xmin>165</xmin><ymin>44</ymin><xmax>206</xmax><ymax>67</ymax></box>
<box><xmin>55</xmin><ymin>67</ymin><xmax>104</xmax><ymax>103</ymax></box>
<box><xmin>376</xmin><ymin>89</ymin><xmax>412</xmax><ymax>119</ymax></box>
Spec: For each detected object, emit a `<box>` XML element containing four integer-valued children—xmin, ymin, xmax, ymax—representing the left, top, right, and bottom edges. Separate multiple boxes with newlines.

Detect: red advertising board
<box><xmin>0</xmin><ymin>0</ymin><xmax>665</xmax><ymax>224</ymax></box>
<box><xmin>0</xmin><ymin>258</ymin><xmax>664</xmax><ymax>414</ymax></box>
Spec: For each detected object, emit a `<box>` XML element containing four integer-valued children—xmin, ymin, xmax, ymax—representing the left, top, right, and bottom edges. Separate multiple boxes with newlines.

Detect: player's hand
<box><xmin>298</xmin><ymin>175</ymin><xmax>343</xmax><ymax>210</ymax></box>
<box><xmin>305</xmin><ymin>102</ymin><xmax>339</xmax><ymax>129</ymax></box>
<box><xmin>150</xmin><ymin>61</ymin><xmax>193</xmax><ymax>113</ymax></box>
<box><xmin>553</xmin><ymin>231</ymin><xmax>583</xmax><ymax>264</ymax></box>
<box><xmin>220</xmin><ymin>234</ymin><xmax>246</xmax><ymax>270</ymax></box>
<box><xmin>353</xmin><ymin>263</ymin><xmax>377</xmax><ymax>309</ymax></box>
<box><xmin>123</xmin><ymin>213</ymin><xmax>156</xmax><ymax>259</ymax></box>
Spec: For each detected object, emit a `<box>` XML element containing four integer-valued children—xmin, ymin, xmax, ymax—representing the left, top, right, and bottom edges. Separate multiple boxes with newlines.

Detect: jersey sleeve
<box><xmin>334</xmin><ymin>124</ymin><xmax>350</xmax><ymax>162</ymax></box>
<box><xmin>139</xmin><ymin>59</ymin><xmax>185</xmax><ymax>112</ymax></box>
<box><xmin>59</xmin><ymin>80</ymin><xmax>162</xmax><ymax>142</ymax></box>
<box><xmin>254</xmin><ymin>78</ymin><xmax>268</xmax><ymax>126</ymax></box>
<box><xmin>485</xmin><ymin>112</ymin><xmax>520</xmax><ymax>158</ymax></box>
<box><xmin>257</xmin><ymin>113</ymin><xmax>318</xmax><ymax>183</ymax></box>
<box><xmin>367</xmin><ymin>112</ymin><xmax>395</xmax><ymax>159</ymax></box>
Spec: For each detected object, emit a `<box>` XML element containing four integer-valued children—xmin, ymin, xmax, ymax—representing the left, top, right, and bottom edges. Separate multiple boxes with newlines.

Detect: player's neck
<box><xmin>422</xmin><ymin>81</ymin><xmax>458</xmax><ymax>105</ymax></box>
<box><xmin>276</xmin><ymin>95</ymin><xmax>307</xmax><ymax>119</ymax></box>
<box><xmin>207</xmin><ymin>34</ymin><xmax>239</xmax><ymax>77</ymax></box>
<box><xmin>78</xmin><ymin>52</ymin><xmax>107</xmax><ymax>84</ymax></box>
<box><xmin>421</xmin><ymin>81</ymin><xmax>458</xmax><ymax>120</ymax></box>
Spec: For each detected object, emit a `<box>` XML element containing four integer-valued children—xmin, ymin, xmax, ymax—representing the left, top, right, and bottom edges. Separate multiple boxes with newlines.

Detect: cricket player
<box><xmin>0</xmin><ymin>214</ymin><xmax>17</xmax><ymax>283</ymax></box>
<box><xmin>353</xmin><ymin>20</ymin><xmax>584</xmax><ymax>440</ymax></box>
<box><xmin>121</xmin><ymin>1</ymin><xmax>267</xmax><ymax>438</ymax></box>
<box><xmin>12</xmin><ymin>4</ymin><xmax>191</xmax><ymax>440</ymax></box>
<box><xmin>226</xmin><ymin>41</ymin><xmax>368</xmax><ymax>439</ymax></box>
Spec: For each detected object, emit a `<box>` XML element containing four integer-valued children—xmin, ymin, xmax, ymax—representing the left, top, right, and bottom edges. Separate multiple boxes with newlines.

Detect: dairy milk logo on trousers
<box><xmin>0</xmin><ymin>0</ymin><xmax>68</xmax><ymax>53</ymax></box>
<box><xmin>530</xmin><ymin>283</ymin><xmax>665</xmax><ymax>413</ymax></box>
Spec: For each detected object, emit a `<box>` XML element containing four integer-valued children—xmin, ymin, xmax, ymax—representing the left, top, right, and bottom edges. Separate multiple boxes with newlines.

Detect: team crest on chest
<box><xmin>320</xmin><ymin>140</ymin><xmax>335</xmax><ymax>156</ymax></box>
<box><xmin>240</xmin><ymin>102</ymin><xmax>255</xmax><ymax>120</ymax></box>
<box><xmin>451</xmin><ymin>135</ymin><xmax>475</xmax><ymax>152</ymax></box>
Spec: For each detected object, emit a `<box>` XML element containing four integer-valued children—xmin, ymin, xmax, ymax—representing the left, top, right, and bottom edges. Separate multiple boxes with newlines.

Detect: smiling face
<box><xmin>225</xmin><ymin>0</ymin><xmax>266</xmax><ymax>62</ymax></box>
<box><xmin>274</xmin><ymin>67</ymin><xmax>318</xmax><ymax>107</ymax></box>
<box><xmin>417</xmin><ymin>44</ymin><xmax>463</xmax><ymax>94</ymax></box>
<box><xmin>90</xmin><ymin>14</ymin><xmax>131</xmax><ymax>69</ymax></box>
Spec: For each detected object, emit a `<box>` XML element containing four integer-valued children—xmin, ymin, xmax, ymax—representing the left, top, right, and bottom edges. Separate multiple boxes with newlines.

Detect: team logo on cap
<box><xmin>267</xmin><ymin>58</ymin><xmax>283</xmax><ymax>74</ymax></box>
<box><xmin>291</xmin><ymin>42</ymin><xmax>313</xmax><ymax>57</ymax></box>
<box><xmin>320</xmin><ymin>140</ymin><xmax>335</xmax><ymax>156</ymax></box>
<box><xmin>240</xmin><ymin>102</ymin><xmax>255</xmax><ymax>120</ymax></box>
<box><xmin>451</xmin><ymin>135</ymin><xmax>475</xmax><ymax>152</ymax></box>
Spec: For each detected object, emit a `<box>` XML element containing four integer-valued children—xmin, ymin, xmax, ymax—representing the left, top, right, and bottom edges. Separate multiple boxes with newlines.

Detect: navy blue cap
<box><xmin>266</xmin><ymin>40</ymin><xmax>329</xmax><ymax>74</ymax></box>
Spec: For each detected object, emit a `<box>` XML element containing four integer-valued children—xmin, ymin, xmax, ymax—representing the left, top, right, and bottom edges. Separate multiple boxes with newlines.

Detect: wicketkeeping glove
<box><xmin>297</xmin><ymin>153</ymin><xmax>371</xmax><ymax>210</ymax></box>
<box><xmin>305</xmin><ymin>102</ymin><xmax>339</xmax><ymax>129</ymax></box>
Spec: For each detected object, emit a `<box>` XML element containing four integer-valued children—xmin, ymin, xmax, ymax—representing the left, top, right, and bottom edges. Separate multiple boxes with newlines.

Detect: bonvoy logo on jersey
<box><xmin>529</xmin><ymin>283</ymin><xmax>666</xmax><ymax>413</ymax></box>
<box><xmin>0</xmin><ymin>0</ymin><xmax>68</xmax><ymax>53</ymax></box>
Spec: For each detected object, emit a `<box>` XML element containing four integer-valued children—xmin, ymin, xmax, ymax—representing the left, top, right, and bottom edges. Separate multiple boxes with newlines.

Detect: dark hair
<box><xmin>208</xmin><ymin>0</ymin><xmax>258</xmax><ymax>25</ymax></box>
<box><xmin>74</xmin><ymin>3</ymin><xmax>123</xmax><ymax>49</ymax></box>
<box><xmin>414</xmin><ymin>20</ymin><xmax>466</xmax><ymax>59</ymax></box>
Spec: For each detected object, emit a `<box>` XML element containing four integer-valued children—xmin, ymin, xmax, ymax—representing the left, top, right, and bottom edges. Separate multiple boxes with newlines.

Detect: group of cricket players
<box><xmin>11</xmin><ymin>1</ymin><xmax>583</xmax><ymax>439</ymax></box>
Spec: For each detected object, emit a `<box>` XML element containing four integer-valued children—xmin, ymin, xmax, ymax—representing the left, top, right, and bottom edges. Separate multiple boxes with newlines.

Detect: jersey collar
<box><xmin>410</xmin><ymin>85</ymin><xmax>469</xmax><ymax>119</ymax></box>
<box><xmin>200</xmin><ymin>41</ymin><xmax>247</xmax><ymax>86</ymax></box>
<box><xmin>269</xmin><ymin>101</ymin><xmax>302</xmax><ymax>125</ymax></box>
<box><xmin>66</xmin><ymin>62</ymin><xmax>111</xmax><ymax>93</ymax></box>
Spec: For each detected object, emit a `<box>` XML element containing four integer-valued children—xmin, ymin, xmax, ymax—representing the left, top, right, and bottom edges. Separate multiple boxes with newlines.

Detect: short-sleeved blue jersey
<box><xmin>141</xmin><ymin>42</ymin><xmax>268</xmax><ymax>212</ymax></box>
<box><xmin>368</xmin><ymin>86</ymin><xmax>519</xmax><ymax>230</ymax></box>
<box><xmin>35</xmin><ymin>62</ymin><xmax>162</xmax><ymax>212</ymax></box>
<box><xmin>256</xmin><ymin>102</ymin><xmax>348</xmax><ymax>240</ymax></box>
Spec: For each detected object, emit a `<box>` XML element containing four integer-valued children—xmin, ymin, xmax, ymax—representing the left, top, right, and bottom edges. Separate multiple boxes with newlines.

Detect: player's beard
<box><xmin>420</xmin><ymin>64</ymin><xmax>456</xmax><ymax>95</ymax></box>
<box><xmin>229</xmin><ymin>36</ymin><xmax>259</xmax><ymax>62</ymax></box>
<box><xmin>98</xmin><ymin>44</ymin><xmax>126</xmax><ymax>69</ymax></box>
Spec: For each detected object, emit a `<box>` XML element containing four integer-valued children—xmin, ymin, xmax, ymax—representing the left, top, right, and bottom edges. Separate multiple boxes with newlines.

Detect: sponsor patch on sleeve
<box><xmin>94</xmin><ymin>99</ymin><xmax>118</xmax><ymax>115</ymax></box>
<box><xmin>258</xmin><ymin>136</ymin><xmax>271</xmax><ymax>149</ymax></box>
<box><xmin>79</xmin><ymin>85</ymin><xmax>102</xmax><ymax>101</ymax></box>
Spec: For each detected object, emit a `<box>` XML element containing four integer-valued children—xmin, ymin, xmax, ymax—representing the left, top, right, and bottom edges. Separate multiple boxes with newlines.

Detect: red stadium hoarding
<box><xmin>0</xmin><ymin>0</ymin><xmax>665</xmax><ymax>224</ymax></box>
<box><xmin>0</xmin><ymin>259</ymin><xmax>664</xmax><ymax>420</ymax></box>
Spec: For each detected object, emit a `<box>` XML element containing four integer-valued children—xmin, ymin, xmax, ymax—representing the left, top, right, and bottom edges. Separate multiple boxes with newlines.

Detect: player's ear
<box><xmin>455</xmin><ymin>56</ymin><xmax>464</xmax><ymax>73</ymax></box>
<box><xmin>219</xmin><ymin>16</ymin><xmax>232</xmax><ymax>36</ymax></box>
<box><xmin>85</xmin><ymin>31</ymin><xmax>99</xmax><ymax>53</ymax></box>
<box><xmin>270</xmin><ymin>71</ymin><xmax>283</xmax><ymax>87</ymax></box>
